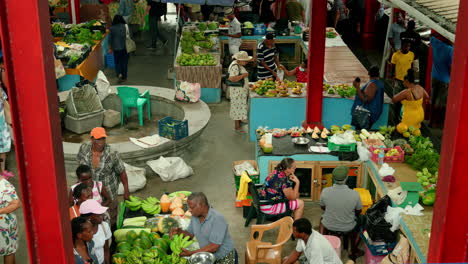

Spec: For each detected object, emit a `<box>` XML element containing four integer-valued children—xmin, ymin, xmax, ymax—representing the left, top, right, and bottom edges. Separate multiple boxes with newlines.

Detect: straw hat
<box><xmin>232</xmin><ymin>51</ymin><xmax>253</xmax><ymax>61</ymax></box>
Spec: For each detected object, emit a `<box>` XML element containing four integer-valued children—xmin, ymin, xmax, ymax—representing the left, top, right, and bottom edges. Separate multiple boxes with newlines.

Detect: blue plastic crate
<box><xmin>254</xmin><ymin>24</ymin><xmax>266</xmax><ymax>35</ymax></box>
<box><xmin>158</xmin><ymin>117</ymin><xmax>188</xmax><ymax>140</ymax></box>
<box><xmin>105</xmin><ymin>53</ymin><xmax>115</xmax><ymax>69</ymax></box>
<box><xmin>360</xmin><ymin>232</ymin><xmax>397</xmax><ymax>256</ymax></box>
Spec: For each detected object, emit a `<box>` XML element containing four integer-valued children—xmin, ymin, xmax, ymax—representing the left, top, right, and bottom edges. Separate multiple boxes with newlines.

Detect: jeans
<box><xmin>149</xmin><ymin>15</ymin><xmax>166</xmax><ymax>47</ymax></box>
<box><xmin>114</xmin><ymin>49</ymin><xmax>129</xmax><ymax>79</ymax></box>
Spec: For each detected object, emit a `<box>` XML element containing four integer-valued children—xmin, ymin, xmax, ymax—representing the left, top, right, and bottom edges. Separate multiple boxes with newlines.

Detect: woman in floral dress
<box><xmin>0</xmin><ymin>173</ymin><xmax>21</xmax><ymax>264</ymax></box>
<box><xmin>228</xmin><ymin>51</ymin><xmax>252</xmax><ymax>133</ymax></box>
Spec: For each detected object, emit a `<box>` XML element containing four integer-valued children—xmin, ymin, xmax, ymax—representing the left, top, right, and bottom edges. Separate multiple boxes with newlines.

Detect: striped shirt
<box><xmin>257</xmin><ymin>42</ymin><xmax>278</xmax><ymax>80</ymax></box>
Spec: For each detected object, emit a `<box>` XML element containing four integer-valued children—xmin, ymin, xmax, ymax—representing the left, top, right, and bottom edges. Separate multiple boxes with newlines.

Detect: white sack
<box><xmin>146</xmin><ymin>156</ymin><xmax>193</xmax><ymax>182</ymax></box>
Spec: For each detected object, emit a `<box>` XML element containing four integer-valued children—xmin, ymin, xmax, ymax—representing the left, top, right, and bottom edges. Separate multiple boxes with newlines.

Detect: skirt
<box><xmin>229</xmin><ymin>86</ymin><xmax>248</xmax><ymax>121</ymax></box>
<box><xmin>0</xmin><ymin>111</ymin><xmax>11</xmax><ymax>153</ymax></box>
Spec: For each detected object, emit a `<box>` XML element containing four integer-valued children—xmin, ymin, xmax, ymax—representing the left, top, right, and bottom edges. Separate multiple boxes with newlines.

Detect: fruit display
<box><xmin>359</xmin><ymin>129</ymin><xmax>385</xmax><ymax>141</ymax></box>
<box><xmin>323</xmin><ymin>83</ymin><xmax>331</xmax><ymax>91</ymax></box>
<box><xmin>325</xmin><ymin>84</ymin><xmax>356</xmax><ymax>98</ymax></box>
<box><xmin>416</xmin><ymin>168</ymin><xmax>438</xmax><ymax>188</ymax></box>
<box><xmin>52</xmin><ymin>23</ymin><xmax>65</xmax><ymax>37</ymax></box>
<box><xmin>396</xmin><ymin>123</ymin><xmax>421</xmax><ymax>138</ymax></box>
<box><xmin>326</xmin><ymin>31</ymin><xmax>338</xmax><ymax>38</ymax></box>
<box><xmin>251</xmin><ymin>79</ymin><xmax>304</xmax><ymax>97</ymax></box>
<box><xmin>123</xmin><ymin>216</ymin><xmax>147</xmax><ymax>228</ymax></box>
<box><xmin>177</xmin><ymin>53</ymin><xmax>217</xmax><ymax>66</ymax></box>
<box><xmin>112</xmin><ymin>230</ymin><xmax>191</xmax><ymax>264</ymax></box>
<box><xmin>378</xmin><ymin>126</ymin><xmax>395</xmax><ymax>138</ymax></box>
<box><xmin>180</xmin><ymin>31</ymin><xmax>214</xmax><ymax>54</ymax></box>
<box><xmin>421</xmin><ymin>189</ymin><xmax>436</xmax><ymax>206</ymax></box>
<box><xmin>158</xmin><ymin>217</ymin><xmax>180</xmax><ymax>234</ymax></box>
<box><xmin>197</xmin><ymin>22</ymin><xmax>207</xmax><ymax>31</ymax></box>
<box><xmin>271</xmin><ymin>128</ymin><xmax>288</xmax><ymax>138</ymax></box>
<box><xmin>125</xmin><ymin>196</ymin><xmax>161</xmax><ymax>215</ymax></box>
<box><xmin>243</xmin><ymin>21</ymin><xmax>254</xmax><ymax>28</ymax></box>
<box><xmin>207</xmin><ymin>22</ymin><xmax>218</xmax><ymax>30</ymax></box>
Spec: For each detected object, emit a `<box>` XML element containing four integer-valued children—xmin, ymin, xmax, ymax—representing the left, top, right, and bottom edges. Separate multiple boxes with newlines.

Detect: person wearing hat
<box><xmin>219</xmin><ymin>8</ymin><xmax>242</xmax><ymax>56</ymax></box>
<box><xmin>227</xmin><ymin>51</ymin><xmax>252</xmax><ymax>132</ymax></box>
<box><xmin>257</xmin><ymin>32</ymin><xmax>280</xmax><ymax>80</ymax></box>
<box><xmin>77</xmin><ymin>127</ymin><xmax>129</xmax><ymax>227</ymax></box>
<box><xmin>319</xmin><ymin>166</ymin><xmax>363</xmax><ymax>260</ymax></box>
<box><xmin>80</xmin><ymin>199</ymin><xmax>112</xmax><ymax>264</ymax></box>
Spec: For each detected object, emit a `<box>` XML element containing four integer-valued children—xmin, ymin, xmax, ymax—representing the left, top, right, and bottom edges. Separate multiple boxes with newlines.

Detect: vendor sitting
<box><xmin>170</xmin><ymin>192</ymin><xmax>238</xmax><ymax>263</ymax></box>
<box><xmin>279</xmin><ymin>59</ymin><xmax>308</xmax><ymax>83</ymax></box>
<box><xmin>260</xmin><ymin>158</ymin><xmax>304</xmax><ymax>219</ymax></box>
<box><xmin>319</xmin><ymin>166</ymin><xmax>363</xmax><ymax>261</ymax></box>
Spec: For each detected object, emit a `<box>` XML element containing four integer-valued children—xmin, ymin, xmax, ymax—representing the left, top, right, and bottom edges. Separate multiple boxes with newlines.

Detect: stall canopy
<box><xmin>162</xmin><ymin>0</ymin><xmax>235</xmax><ymax>6</ymax></box>
<box><xmin>384</xmin><ymin>0</ymin><xmax>459</xmax><ymax>42</ymax></box>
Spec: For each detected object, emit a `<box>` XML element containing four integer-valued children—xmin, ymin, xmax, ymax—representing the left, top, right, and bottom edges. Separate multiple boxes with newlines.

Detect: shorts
<box><xmin>260</xmin><ymin>199</ymin><xmax>299</xmax><ymax>215</ymax></box>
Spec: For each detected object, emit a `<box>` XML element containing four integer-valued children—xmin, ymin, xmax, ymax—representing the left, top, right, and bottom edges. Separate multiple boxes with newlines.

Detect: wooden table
<box><xmin>367</xmin><ymin>161</ymin><xmax>432</xmax><ymax>263</ymax></box>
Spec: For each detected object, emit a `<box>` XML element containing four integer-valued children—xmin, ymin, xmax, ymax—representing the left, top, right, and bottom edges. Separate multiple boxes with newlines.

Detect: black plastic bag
<box><xmin>365</xmin><ymin>195</ymin><xmax>399</xmax><ymax>243</ymax></box>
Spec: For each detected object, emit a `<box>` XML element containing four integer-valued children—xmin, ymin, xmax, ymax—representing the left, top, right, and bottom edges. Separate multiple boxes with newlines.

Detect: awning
<box><xmin>383</xmin><ymin>0</ymin><xmax>459</xmax><ymax>42</ymax></box>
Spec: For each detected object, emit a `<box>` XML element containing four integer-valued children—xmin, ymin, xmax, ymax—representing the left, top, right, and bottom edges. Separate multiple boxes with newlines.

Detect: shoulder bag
<box><xmin>125</xmin><ymin>24</ymin><xmax>136</xmax><ymax>53</ymax></box>
<box><xmin>225</xmin><ymin>64</ymin><xmax>245</xmax><ymax>87</ymax></box>
<box><xmin>351</xmin><ymin>105</ymin><xmax>371</xmax><ymax>130</ymax></box>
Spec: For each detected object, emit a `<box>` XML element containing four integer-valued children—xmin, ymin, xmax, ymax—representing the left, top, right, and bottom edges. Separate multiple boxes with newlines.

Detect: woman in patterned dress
<box><xmin>0</xmin><ymin>54</ymin><xmax>12</xmax><ymax>172</ymax></box>
<box><xmin>228</xmin><ymin>51</ymin><xmax>252</xmax><ymax>133</ymax></box>
<box><xmin>0</xmin><ymin>172</ymin><xmax>21</xmax><ymax>264</ymax></box>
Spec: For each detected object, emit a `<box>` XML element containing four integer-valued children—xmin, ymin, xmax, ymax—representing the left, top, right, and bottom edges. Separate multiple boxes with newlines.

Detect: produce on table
<box><xmin>168</xmin><ymin>191</ymin><xmax>192</xmax><ymax>200</ymax></box>
<box><xmin>171</xmin><ymin>207</ymin><xmax>185</xmax><ymax>217</ymax></box>
<box><xmin>251</xmin><ymin>79</ymin><xmax>304</xmax><ymax>97</ymax></box>
<box><xmin>160</xmin><ymin>194</ymin><xmax>171</xmax><ymax>213</ymax></box>
<box><xmin>197</xmin><ymin>22</ymin><xmax>207</xmax><ymax>31</ymax></box>
<box><xmin>326</xmin><ymin>31</ymin><xmax>337</xmax><ymax>38</ymax></box>
<box><xmin>421</xmin><ymin>190</ymin><xmax>436</xmax><ymax>206</ymax></box>
<box><xmin>52</xmin><ymin>23</ymin><xmax>65</xmax><ymax>36</ymax></box>
<box><xmin>123</xmin><ymin>216</ymin><xmax>147</xmax><ymax>227</ymax></box>
<box><xmin>64</xmin><ymin>27</ymin><xmax>96</xmax><ymax>45</ymax></box>
<box><xmin>141</xmin><ymin>196</ymin><xmax>161</xmax><ymax>215</ymax></box>
<box><xmin>177</xmin><ymin>53</ymin><xmax>217</xmax><ymax>66</ymax></box>
<box><xmin>323</xmin><ymin>83</ymin><xmax>331</xmax><ymax>91</ymax></box>
<box><xmin>416</xmin><ymin>168</ymin><xmax>438</xmax><ymax>187</ymax></box>
<box><xmin>157</xmin><ymin>217</ymin><xmax>180</xmax><ymax>234</ymax></box>
<box><xmin>359</xmin><ymin>129</ymin><xmax>385</xmax><ymax>141</ymax></box>
<box><xmin>114</xmin><ymin>228</ymin><xmax>151</xmax><ymax>242</ymax></box>
<box><xmin>243</xmin><ymin>21</ymin><xmax>254</xmax><ymax>28</ymax></box>
<box><xmin>125</xmin><ymin>195</ymin><xmax>143</xmax><ymax>211</ymax></box>
<box><xmin>406</xmin><ymin>136</ymin><xmax>439</xmax><ymax>174</ymax></box>
<box><xmin>396</xmin><ymin>122</ymin><xmax>421</xmax><ymax>137</ymax></box>
<box><xmin>91</xmin><ymin>31</ymin><xmax>103</xmax><ymax>41</ymax></box>
<box><xmin>327</xmin><ymin>84</ymin><xmax>356</xmax><ymax>98</ymax></box>
<box><xmin>207</xmin><ymin>22</ymin><xmax>218</xmax><ymax>30</ymax></box>
<box><xmin>169</xmin><ymin>197</ymin><xmax>183</xmax><ymax>211</ymax></box>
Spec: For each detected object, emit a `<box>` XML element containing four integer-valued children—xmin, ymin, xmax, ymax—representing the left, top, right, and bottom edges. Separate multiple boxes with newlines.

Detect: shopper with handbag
<box><xmin>351</xmin><ymin>66</ymin><xmax>384</xmax><ymax>130</ymax></box>
<box><xmin>227</xmin><ymin>51</ymin><xmax>252</xmax><ymax>133</ymax></box>
<box><xmin>0</xmin><ymin>53</ymin><xmax>12</xmax><ymax>173</ymax></box>
<box><xmin>109</xmin><ymin>15</ymin><xmax>130</xmax><ymax>83</ymax></box>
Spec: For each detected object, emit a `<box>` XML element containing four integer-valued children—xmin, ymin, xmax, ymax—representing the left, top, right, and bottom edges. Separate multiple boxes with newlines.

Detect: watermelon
<box><xmin>117</xmin><ymin>241</ymin><xmax>132</xmax><ymax>253</ymax></box>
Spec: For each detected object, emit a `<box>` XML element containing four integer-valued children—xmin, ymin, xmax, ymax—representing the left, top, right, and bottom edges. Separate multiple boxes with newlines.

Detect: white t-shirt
<box><xmin>92</xmin><ymin>222</ymin><xmax>112</xmax><ymax>264</ymax></box>
<box><xmin>228</xmin><ymin>17</ymin><xmax>242</xmax><ymax>48</ymax></box>
<box><xmin>296</xmin><ymin>230</ymin><xmax>343</xmax><ymax>264</ymax></box>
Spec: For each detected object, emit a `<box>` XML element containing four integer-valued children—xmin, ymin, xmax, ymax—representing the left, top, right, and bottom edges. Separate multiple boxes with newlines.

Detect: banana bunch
<box><xmin>170</xmin><ymin>234</ymin><xmax>194</xmax><ymax>255</ymax></box>
<box><xmin>125</xmin><ymin>195</ymin><xmax>142</xmax><ymax>211</ymax></box>
<box><xmin>141</xmin><ymin>196</ymin><xmax>161</xmax><ymax>215</ymax></box>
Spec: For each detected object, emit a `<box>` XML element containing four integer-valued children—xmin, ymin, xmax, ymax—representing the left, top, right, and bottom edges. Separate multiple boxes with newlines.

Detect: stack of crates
<box><xmin>233</xmin><ymin>160</ymin><xmax>260</xmax><ymax>208</ymax></box>
<box><xmin>354</xmin><ymin>188</ymin><xmax>373</xmax><ymax>214</ymax></box>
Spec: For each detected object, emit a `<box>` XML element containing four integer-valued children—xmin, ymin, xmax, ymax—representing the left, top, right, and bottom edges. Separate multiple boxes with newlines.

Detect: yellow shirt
<box><xmin>236</xmin><ymin>171</ymin><xmax>252</xmax><ymax>201</ymax></box>
<box><xmin>391</xmin><ymin>50</ymin><xmax>415</xmax><ymax>81</ymax></box>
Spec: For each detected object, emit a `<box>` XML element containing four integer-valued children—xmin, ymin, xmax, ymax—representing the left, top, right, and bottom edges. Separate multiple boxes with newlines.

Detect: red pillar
<box><xmin>68</xmin><ymin>0</ymin><xmax>80</xmax><ymax>24</ymax></box>
<box><xmin>360</xmin><ymin>0</ymin><xmax>380</xmax><ymax>50</ymax></box>
<box><xmin>303</xmin><ymin>0</ymin><xmax>327</xmax><ymax>128</ymax></box>
<box><xmin>428</xmin><ymin>0</ymin><xmax>468</xmax><ymax>262</ymax></box>
<box><xmin>0</xmin><ymin>0</ymin><xmax>74</xmax><ymax>262</ymax></box>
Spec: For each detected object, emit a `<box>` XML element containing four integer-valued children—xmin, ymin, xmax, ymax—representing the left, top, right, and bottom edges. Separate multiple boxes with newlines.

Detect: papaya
<box><xmin>396</xmin><ymin>123</ymin><xmax>408</xmax><ymax>134</ymax></box>
<box><xmin>117</xmin><ymin>241</ymin><xmax>132</xmax><ymax>253</ymax></box>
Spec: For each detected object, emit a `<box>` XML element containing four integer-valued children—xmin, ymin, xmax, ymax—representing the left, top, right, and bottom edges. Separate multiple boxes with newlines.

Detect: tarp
<box><xmin>161</xmin><ymin>0</ymin><xmax>235</xmax><ymax>6</ymax></box>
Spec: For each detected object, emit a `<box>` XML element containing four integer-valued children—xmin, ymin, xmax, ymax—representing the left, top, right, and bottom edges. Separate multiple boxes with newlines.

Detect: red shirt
<box><xmin>295</xmin><ymin>67</ymin><xmax>308</xmax><ymax>83</ymax></box>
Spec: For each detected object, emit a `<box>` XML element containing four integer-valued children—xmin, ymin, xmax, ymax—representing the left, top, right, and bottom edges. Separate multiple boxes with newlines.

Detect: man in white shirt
<box><xmin>283</xmin><ymin>218</ymin><xmax>343</xmax><ymax>264</ymax></box>
<box><xmin>220</xmin><ymin>8</ymin><xmax>242</xmax><ymax>56</ymax></box>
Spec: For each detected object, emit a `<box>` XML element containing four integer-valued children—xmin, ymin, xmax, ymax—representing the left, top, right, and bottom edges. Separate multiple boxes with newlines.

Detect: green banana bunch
<box><xmin>141</xmin><ymin>196</ymin><xmax>161</xmax><ymax>215</ymax></box>
<box><xmin>170</xmin><ymin>234</ymin><xmax>193</xmax><ymax>255</ymax></box>
<box><xmin>125</xmin><ymin>196</ymin><xmax>142</xmax><ymax>211</ymax></box>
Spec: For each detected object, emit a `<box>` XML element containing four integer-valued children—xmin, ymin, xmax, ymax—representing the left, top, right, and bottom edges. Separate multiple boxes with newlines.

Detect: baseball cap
<box><xmin>265</xmin><ymin>32</ymin><xmax>276</xmax><ymax>40</ymax></box>
<box><xmin>79</xmin><ymin>199</ymin><xmax>108</xmax><ymax>215</ymax></box>
<box><xmin>332</xmin><ymin>166</ymin><xmax>349</xmax><ymax>182</ymax></box>
<box><xmin>90</xmin><ymin>127</ymin><xmax>107</xmax><ymax>139</ymax></box>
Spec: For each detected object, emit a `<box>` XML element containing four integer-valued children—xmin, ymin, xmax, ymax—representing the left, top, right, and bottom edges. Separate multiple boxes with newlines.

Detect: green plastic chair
<box><xmin>117</xmin><ymin>86</ymin><xmax>151</xmax><ymax>126</ymax></box>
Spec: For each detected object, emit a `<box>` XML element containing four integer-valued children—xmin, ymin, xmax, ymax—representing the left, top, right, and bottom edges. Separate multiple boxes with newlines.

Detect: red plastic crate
<box><xmin>370</xmin><ymin>145</ymin><xmax>405</xmax><ymax>163</ymax></box>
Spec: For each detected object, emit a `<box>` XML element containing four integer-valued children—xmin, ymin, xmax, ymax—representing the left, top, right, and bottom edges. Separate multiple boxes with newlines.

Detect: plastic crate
<box><xmin>254</xmin><ymin>24</ymin><xmax>266</xmax><ymax>35</ymax></box>
<box><xmin>369</xmin><ymin>145</ymin><xmax>405</xmax><ymax>163</ymax></box>
<box><xmin>360</xmin><ymin>231</ymin><xmax>397</xmax><ymax>256</ymax></box>
<box><xmin>158</xmin><ymin>117</ymin><xmax>189</xmax><ymax>140</ymax></box>
<box><xmin>232</xmin><ymin>160</ymin><xmax>260</xmax><ymax>190</ymax></box>
<box><xmin>354</xmin><ymin>188</ymin><xmax>373</xmax><ymax>214</ymax></box>
<box><xmin>105</xmin><ymin>53</ymin><xmax>115</xmax><ymax>69</ymax></box>
<box><xmin>327</xmin><ymin>137</ymin><xmax>357</xmax><ymax>152</ymax></box>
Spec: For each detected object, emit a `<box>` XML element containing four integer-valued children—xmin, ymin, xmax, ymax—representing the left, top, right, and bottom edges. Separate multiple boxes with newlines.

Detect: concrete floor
<box><xmin>3</xmin><ymin>13</ymin><xmax>371</xmax><ymax>264</ymax></box>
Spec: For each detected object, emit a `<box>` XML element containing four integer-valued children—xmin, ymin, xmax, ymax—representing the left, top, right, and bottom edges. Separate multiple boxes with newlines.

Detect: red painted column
<box><xmin>68</xmin><ymin>0</ymin><xmax>81</xmax><ymax>24</ymax></box>
<box><xmin>428</xmin><ymin>0</ymin><xmax>468</xmax><ymax>262</ymax></box>
<box><xmin>303</xmin><ymin>0</ymin><xmax>327</xmax><ymax>128</ymax></box>
<box><xmin>361</xmin><ymin>0</ymin><xmax>380</xmax><ymax>50</ymax></box>
<box><xmin>0</xmin><ymin>0</ymin><xmax>74</xmax><ymax>262</ymax></box>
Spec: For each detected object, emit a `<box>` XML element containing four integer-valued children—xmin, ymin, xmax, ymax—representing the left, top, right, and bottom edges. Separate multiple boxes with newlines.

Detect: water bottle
<box><xmin>378</xmin><ymin>146</ymin><xmax>385</xmax><ymax>165</ymax></box>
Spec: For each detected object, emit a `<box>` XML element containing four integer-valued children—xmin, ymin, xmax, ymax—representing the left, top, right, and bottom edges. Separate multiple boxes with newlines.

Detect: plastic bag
<box><xmin>96</xmin><ymin>70</ymin><xmax>111</xmax><ymax>101</ymax></box>
<box><xmin>146</xmin><ymin>156</ymin><xmax>194</xmax><ymax>182</ymax></box>
<box><xmin>175</xmin><ymin>81</ymin><xmax>201</xmax><ymax>103</ymax></box>
<box><xmin>118</xmin><ymin>163</ymin><xmax>146</xmax><ymax>194</ymax></box>
<box><xmin>357</xmin><ymin>142</ymin><xmax>371</xmax><ymax>161</ymax></box>
<box><xmin>365</xmin><ymin>195</ymin><xmax>399</xmax><ymax>243</ymax></box>
<box><xmin>385</xmin><ymin>206</ymin><xmax>404</xmax><ymax>232</ymax></box>
<box><xmin>379</xmin><ymin>163</ymin><xmax>395</xmax><ymax>177</ymax></box>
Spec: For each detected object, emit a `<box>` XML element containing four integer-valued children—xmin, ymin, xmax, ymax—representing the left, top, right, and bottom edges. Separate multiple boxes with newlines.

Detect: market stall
<box><xmin>52</xmin><ymin>20</ymin><xmax>108</xmax><ymax>91</ymax></box>
<box><xmin>249</xmin><ymin>125</ymin><xmax>437</xmax><ymax>263</ymax></box>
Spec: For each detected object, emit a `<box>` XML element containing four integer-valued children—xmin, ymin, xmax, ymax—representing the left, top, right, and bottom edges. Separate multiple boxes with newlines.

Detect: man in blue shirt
<box><xmin>170</xmin><ymin>192</ymin><xmax>237</xmax><ymax>263</ymax></box>
<box><xmin>429</xmin><ymin>36</ymin><xmax>453</xmax><ymax>128</ymax></box>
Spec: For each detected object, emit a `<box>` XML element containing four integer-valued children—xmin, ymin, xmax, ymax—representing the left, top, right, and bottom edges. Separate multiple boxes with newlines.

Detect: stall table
<box><xmin>366</xmin><ymin>162</ymin><xmax>432</xmax><ymax>263</ymax></box>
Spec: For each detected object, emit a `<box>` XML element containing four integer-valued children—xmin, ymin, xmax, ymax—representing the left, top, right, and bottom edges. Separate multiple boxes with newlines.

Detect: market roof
<box><xmin>384</xmin><ymin>0</ymin><xmax>459</xmax><ymax>42</ymax></box>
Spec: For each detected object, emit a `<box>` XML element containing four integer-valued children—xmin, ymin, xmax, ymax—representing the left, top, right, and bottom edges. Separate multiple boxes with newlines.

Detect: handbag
<box><xmin>351</xmin><ymin>105</ymin><xmax>371</xmax><ymax>130</ymax></box>
<box><xmin>225</xmin><ymin>64</ymin><xmax>245</xmax><ymax>87</ymax></box>
<box><xmin>125</xmin><ymin>24</ymin><xmax>136</xmax><ymax>53</ymax></box>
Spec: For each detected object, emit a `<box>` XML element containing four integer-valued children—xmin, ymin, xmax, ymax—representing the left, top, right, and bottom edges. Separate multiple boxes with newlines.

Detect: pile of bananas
<box><xmin>170</xmin><ymin>234</ymin><xmax>194</xmax><ymax>255</ymax></box>
<box><xmin>141</xmin><ymin>196</ymin><xmax>161</xmax><ymax>215</ymax></box>
<box><xmin>125</xmin><ymin>196</ymin><xmax>143</xmax><ymax>211</ymax></box>
<box><xmin>125</xmin><ymin>196</ymin><xmax>161</xmax><ymax>215</ymax></box>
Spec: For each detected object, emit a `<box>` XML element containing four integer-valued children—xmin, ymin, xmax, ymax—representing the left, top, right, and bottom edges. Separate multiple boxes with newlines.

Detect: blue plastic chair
<box><xmin>117</xmin><ymin>86</ymin><xmax>151</xmax><ymax>126</ymax></box>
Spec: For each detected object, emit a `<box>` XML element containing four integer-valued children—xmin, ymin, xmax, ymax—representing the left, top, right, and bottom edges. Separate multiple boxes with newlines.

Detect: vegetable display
<box><xmin>52</xmin><ymin>23</ymin><xmax>65</xmax><ymax>36</ymax></box>
<box><xmin>177</xmin><ymin>53</ymin><xmax>216</xmax><ymax>66</ymax></box>
<box><xmin>324</xmin><ymin>83</ymin><xmax>356</xmax><ymax>98</ymax></box>
<box><xmin>406</xmin><ymin>136</ymin><xmax>440</xmax><ymax>174</ymax></box>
